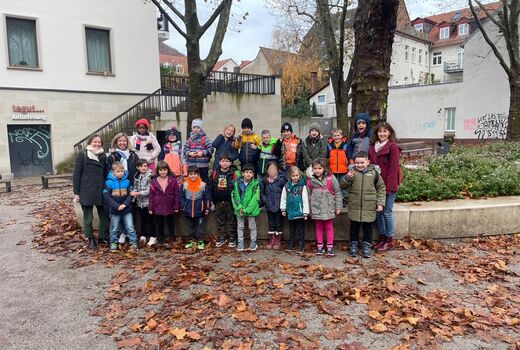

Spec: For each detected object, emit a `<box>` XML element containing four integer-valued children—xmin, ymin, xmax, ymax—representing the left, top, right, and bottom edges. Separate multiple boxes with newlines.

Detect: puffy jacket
<box><xmin>341</xmin><ymin>164</ymin><xmax>386</xmax><ymax>222</ymax></box>
<box><xmin>212</xmin><ymin>134</ymin><xmax>239</xmax><ymax>169</ymax></box>
<box><xmin>183</xmin><ymin>131</ymin><xmax>214</xmax><ymax>168</ymax></box>
<box><xmin>106</xmin><ymin>150</ymin><xmax>139</xmax><ymax>181</ymax></box>
<box><xmin>149</xmin><ymin>175</ymin><xmax>180</xmax><ymax>216</ymax></box>
<box><xmin>129</xmin><ymin>132</ymin><xmax>161</xmax><ymax>164</ymax></box>
<box><xmin>73</xmin><ymin>151</ymin><xmax>107</xmax><ymax>206</ymax></box>
<box><xmin>160</xmin><ymin>141</ymin><xmax>185</xmax><ymax>176</ymax></box>
<box><xmin>232</xmin><ymin>177</ymin><xmax>260</xmax><ymax>217</ymax></box>
<box><xmin>280</xmin><ymin>178</ymin><xmax>309</xmax><ymax>220</ymax></box>
<box><xmin>257</xmin><ymin>137</ymin><xmax>278</xmax><ymax>175</ymax></box>
<box><xmin>302</xmin><ymin>135</ymin><xmax>327</xmax><ymax>169</ymax></box>
<box><xmin>350</xmin><ymin>112</ymin><xmax>372</xmax><ymax>160</ymax></box>
<box><xmin>103</xmin><ymin>171</ymin><xmax>133</xmax><ymax>215</ymax></box>
<box><xmin>236</xmin><ymin>132</ymin><xmax>261</xmax><ymax>166</ymax></box>
<box><xmin>307</xmin><ymin>173</ymin><xmax>343</xmax><ymax>220</ymax></box>
<box><xmin>260</xmin><ymin>174</ymin><xmax>287</xmax><ymax>213</ymax></box>
<box><xmin>274</xmin><ymin>135</ymin><xmax>302</xmax><ymax>170</ymax></box>
<box><xmin>133</xmin><ymin>170</ymin><xmax>152</xmax><ymax>209</ymax></box>
<box><xmin>211</xmin><ymin>166</ymin><xmax>238</xmax><ymax>203</ymax></box>
<box><xmin>327</xmin><ymin>137</ymin><xmax>350</xmax><ymax>174</ymax></box>
<box><xmin>180</xmin><ymin>177</ymin><xmax>211</xmax><ymax>218</ymax></box>
<box><xmin>368</xmin><ymin>141</ymin><xmax>401</xmax><ymax>194</ymax></box>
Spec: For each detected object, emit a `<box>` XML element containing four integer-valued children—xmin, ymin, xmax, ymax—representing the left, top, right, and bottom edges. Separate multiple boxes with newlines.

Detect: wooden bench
<box><xmin>41</xmin><ymin>174</ymin><xmax>73</xmax><ymax>189</ymax></box>
<box><xmin>399</xmin><ymin>141</ymin><xmax>434</xmax><ymax>157</ymax></box>
<box><xmin>0</xmin><ymin>179</ymin><xmax>12</xmax><ymax>193</ymax></box>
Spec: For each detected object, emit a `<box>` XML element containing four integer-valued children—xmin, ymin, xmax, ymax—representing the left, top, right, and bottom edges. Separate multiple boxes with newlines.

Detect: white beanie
<box><xmin>192</xmin><ymin>118</ymin><xmax>203</xmax><ymax>130</ymax></box>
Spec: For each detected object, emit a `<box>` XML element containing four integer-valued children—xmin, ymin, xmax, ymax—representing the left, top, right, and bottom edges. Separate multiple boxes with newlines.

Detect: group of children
<box><xmin>102</xmin><ymin>114</ymin><xmax>392</xmax><ymax>258</ymax></box>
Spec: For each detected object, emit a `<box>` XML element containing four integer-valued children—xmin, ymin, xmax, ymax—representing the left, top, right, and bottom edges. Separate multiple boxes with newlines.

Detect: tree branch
<box><xmin>161</xmin><ymin>0</ymin><xmax>185</xmax><ymax>21</ymax></box>
<box><xmin>288</xmin><ymin>5</ymin><xmax>316</xmax><ymax>23</ymax></box>
<box><xmin>151</xmin><ymin>0</ymin><xmax>187</xmax><ymax>39</ymax></box>
<box><xmin>473</xmin><ymin>0</ymin><xmax>506</xmax><ymax>31</ymax></box>
<box><xmin>469</xmin><ymin>0</ymin><xmax>512</xmax><ymax>78</ymax></box>
<box><xmin>202</xmin><ymin>0</ymin><xmax>233</xmax><ymax>75</ymax></box>
<box><xmin>199</xmin><ymin>0</ymin><xmax>232</xmax><ymax>38</ymax></box>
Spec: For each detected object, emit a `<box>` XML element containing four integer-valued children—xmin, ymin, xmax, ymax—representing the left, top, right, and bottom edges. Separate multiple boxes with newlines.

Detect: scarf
<box><xmin>185</xmin><ymin>176</ymin><xmax>202</xmax><ymax>193</ymax></box>
<box><xmin>307</xmin><ymin>135</ymin><xmax>320</xmax><ymax>144</ymax></box>
<box><xmin>116</xmin><ymin>149</ymin><xmax>130</xmax><ymax>171</ymax></box>
<box><xmin>135</xmin><ymin>132</ymin><xmax>153</xmax><ymax>151</ymax></box>
<box><xmin>374</xmin><ymin>140</ymin><xmax>388</xmax><ymax>153</ymax></box>
<box><xmin>86</xmin><ymin>145</ymin><xmax>104</xmax><ymax>161</ymax></box>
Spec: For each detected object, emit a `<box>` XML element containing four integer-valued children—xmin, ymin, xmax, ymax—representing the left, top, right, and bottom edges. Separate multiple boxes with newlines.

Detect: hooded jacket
<box><xmin>327</xmin><ymin>137</ymin><xmax>350</xmax><ymax>174</ymax></box>
<box><xmin>183</xmin><ymin>131</ymin><xmax>214</xmax><ymax>168</ymax></box>
<box><xmin>103</xmin><ymin>171</ymin><xmax>133</xmax><ymax>215</ymax></box>
<box><xmin>307</xmin><ymin>172</ymin><xmax>343</xmax><ymax>220</ymax></box>
<box><xmin>257</xmin><ymin>137</ymin><xmax>279</xmax><ymax>175</ymax></box>
<box><xmin>368</xmin><ymin>141</ymin><xmax>401</xmax><ymax>193</ymax></box>
<box><xmin>350</xmin><ymin>112</ymin><xmax>372</xmax><ymax>159</ymax></box>
<box><xmin>161</xmin><ymin>140</ymin><xmax>185</xmax><ymax>176</ymax></box>
<box><xmin>212</xmin><ymin>134</ymin><xmax>239</xmax><ymax>169</ymax></box>
<box><xmin>149</xmin><ymin>175</ymin><xmax>180</xmax><ymax>216</ymax></box>
<box><xmin>341</xmin><ymin>164</ymin><xmax>386</xmax><ymax>222</ymax></box>
<box><xmin>236</xmin><ymin>132</ymin><xmax>261</xmax><ymax>166</ymax></box>
<box><xmin>133</xmin><ymin>169</ymin><xmax>152</xmax><ymax>208</ymax></box>
<box><xmin>274</xmin><ymin>134</ymin><xmax>302</xmax><ymax>170</ymax></box>
<box><xmin>280</xmin><ymin>177</ymin><xmax>309</xmax><ymax>220</ymax></box>
<box><xmin>260</xmin><ymin>173</ymin><xmax>287</xmax><ymax>213</ymax></box>
<box><xmin>231</xmin><ymin>177</ymin><xmax>261</xmax><ymax>217</ymax></box>
<box><xmin>302</xmin><ymin>134</ymin><xmax>328</xmax><ymax>169</ymax></box>
<box><xmin>180</xmin><ymin>176</ymin><xmax>211</xmax><ymax>218</ymax></box>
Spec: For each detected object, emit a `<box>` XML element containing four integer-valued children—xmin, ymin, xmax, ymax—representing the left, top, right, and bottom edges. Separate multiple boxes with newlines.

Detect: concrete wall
<box><xmin>0</xmin><ymin>0</ymin><xmax>160</xmax><ymax>93</ymax></box>
<box><xmin>0</xmin><ymin>90</ymin><xmax>145</xmax><ymax>174</ymax></box>
<box><xmin>282</xmin><ymin>117</ymin><xmax>336</xmax><ymax>139</ymax></box>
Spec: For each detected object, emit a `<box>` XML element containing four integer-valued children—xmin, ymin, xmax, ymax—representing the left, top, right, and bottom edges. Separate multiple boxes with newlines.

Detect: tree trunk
<box><xmin>350</xmin><ymin>0</ymin><xmax>399</xmax><ymax>123</ymax></box>
<box><xmin>335</xmin><ymin>92</ymin><xmax>350</xmax><ymax>132</ymax></box>
<box><xmin>186</xmin><ymin>40</ymin><xmax>205</xmax><ymax>136</ymax></box>
<box><xmin>508</xmin><ymin>77</ymin><xmax>520</xmax><ymax>141</ymax></box>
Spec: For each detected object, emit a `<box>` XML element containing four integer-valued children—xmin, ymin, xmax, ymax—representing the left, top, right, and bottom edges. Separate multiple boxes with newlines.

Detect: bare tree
<box><xmin>150</xmin><ymin>0</ymin><xmax>233</xmax><ymax>134</ymax></box>
<box><xmin>469</xmin><ymin>0</ymin><xmax>520</xmax><ymax>140</ymax></box>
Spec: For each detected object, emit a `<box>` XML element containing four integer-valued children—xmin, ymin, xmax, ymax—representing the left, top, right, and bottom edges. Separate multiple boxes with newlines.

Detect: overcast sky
<box><xmin>163</xmin><ymin>0</ymin><xmax>474</xmax><ymax>63</ymax></box>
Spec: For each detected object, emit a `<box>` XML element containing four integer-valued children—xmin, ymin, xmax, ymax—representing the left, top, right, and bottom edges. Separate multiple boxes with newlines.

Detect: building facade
<box><xmin>1</xmin><ymin>0</ymin><xmax>161</xmax><ymax>176</ymax></box>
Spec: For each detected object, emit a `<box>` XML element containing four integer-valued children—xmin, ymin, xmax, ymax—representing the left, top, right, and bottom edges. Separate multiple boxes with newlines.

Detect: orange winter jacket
<box><xmin>327</xmin><ymin>137</ymin><xmax>350</xmax><ymax>174</ymax></box>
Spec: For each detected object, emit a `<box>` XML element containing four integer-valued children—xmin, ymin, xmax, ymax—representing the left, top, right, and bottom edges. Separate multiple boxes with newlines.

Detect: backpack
<box><xmin>307</xmin><ymin>174</ymin><xmax>335</xmax><ymax>195</ymax></box>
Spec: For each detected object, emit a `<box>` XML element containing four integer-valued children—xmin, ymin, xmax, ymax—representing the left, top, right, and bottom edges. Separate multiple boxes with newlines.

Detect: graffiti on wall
<box><xmin>463</xmin><ymin>117</ymin><xmax>477</xmax><ymax>130</ymax></box>
<box><xmin>8</xmin><ymin>126</ymin><xmax>51</xmax><ymax>159</ymax></box>
<box><xmin>473</xmin><ymin>113</ymin><xmax>508</xmax><ymax>140</ymax></box>
<box><xmin>394</xmin><ymin>119</ymin><xmax>438</xmax><ymax>134</ymax></box>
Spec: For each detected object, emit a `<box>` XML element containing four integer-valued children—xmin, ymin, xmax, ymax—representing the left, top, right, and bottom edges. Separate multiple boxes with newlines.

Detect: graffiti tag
<box><xmin>8</xmin><ymin>126</ymin><xmax>51</xmax><ymax>159</ymax></box>
<box><xmin>463</xmin><ymin>118</ymin><xmax>477</xmax><ymax>130</ymax></box>
<box><xmin>474</xmin><ymin>113</ymin><xmax>508</xmax><ymax>140</ymax></box>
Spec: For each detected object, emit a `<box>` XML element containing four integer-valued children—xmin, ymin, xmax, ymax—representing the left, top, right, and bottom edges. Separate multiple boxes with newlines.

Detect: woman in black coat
<box><xmin>73</xmin><ymin>134</ymin><xmax>109</xmax><ymax>250</ymax></box>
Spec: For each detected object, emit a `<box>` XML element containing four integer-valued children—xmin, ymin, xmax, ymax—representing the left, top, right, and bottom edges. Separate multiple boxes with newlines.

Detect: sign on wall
<box><xmin>7</xmin><ymin>125</ymin><xmax>53</xmax><ymax>177</ymax></box>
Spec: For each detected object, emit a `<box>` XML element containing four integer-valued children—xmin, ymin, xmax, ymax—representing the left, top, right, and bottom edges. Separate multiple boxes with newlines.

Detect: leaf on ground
<box><xmin>236</xmin><ymin>311</ymin><xmax>258</xmax><ymax>322</ymax></box>
<box><xmin>217</xmin><ymin>293</ymin><xmax>232</xmax><ymax>307</ymax></box>
<box><xmin>369</xmin><ymin>323</ymin><xmax>388</xmax><ymax>333</ymax></box>
<box><xmin>169</xmin><ymin>327</ymin><xmax>187</xmax><ymax>340</ymax></box>
<box><xmin>116</xmin><ymin>336</ymin><xmax>142</xmax><ymax>348</ymax></box>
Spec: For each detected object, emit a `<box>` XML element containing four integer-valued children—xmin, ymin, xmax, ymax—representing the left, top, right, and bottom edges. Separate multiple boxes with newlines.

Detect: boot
<box><xmin>273</xmin><ymin>233</ymin><xmax>281</xmax><ymax>250</ymax></box>
<box><xmin>265</xmin><ymin>234</ymin><xmax>275</xmax><ymax>249</ymax></box>
<box><xmin>362</xmin><ymin>241</ymin><xmax>372</xmax><ymax>258</ymax></box>
<box><xmin>88</xmin><ymin>238</ymin><xmax>97</xmax><ymax>250</ymax></box>
<box><xmin>349</xmin><ymin>241</ymin><xmax>359</xmax><ymax>257</ymax></box>
<box><xmin>377</xmin><ymin>237</ymin><xmax>393</xmax><ymax>252</ymax></box>
<box><xmin>373</xmin><ymin>236</ymin><xmax>386</xmax><ymax>250</ymax></box>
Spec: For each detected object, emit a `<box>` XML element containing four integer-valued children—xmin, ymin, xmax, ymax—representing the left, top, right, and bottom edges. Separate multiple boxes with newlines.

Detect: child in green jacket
<box><xmin>341</xmin><ymin>151</ymin><xmax>386</xmax><ymax>258</ymax></box>
<box><xmin>232</xmin><ymin>163</ymin><xmax>261</xmax><ymax>252</ymax></box>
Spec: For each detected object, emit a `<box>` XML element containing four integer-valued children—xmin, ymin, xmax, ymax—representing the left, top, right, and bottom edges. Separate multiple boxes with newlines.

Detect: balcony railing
<box><xmin>444</xmin><ymin>61</ymin><xmax>463</xmax><ymax>73</ymax></box>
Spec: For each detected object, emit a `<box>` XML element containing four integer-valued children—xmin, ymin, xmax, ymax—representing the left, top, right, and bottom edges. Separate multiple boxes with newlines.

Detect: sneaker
<box><xmin>362</xmin><ymin>241</ymin><xmax>372</xmax><ymax>258</ymax></box>
<box><xmin>185</xmin><ymin>240</ymin><xmax>195</xmax><ymax>249</ymax></box>
<box><xmin>315</xmin><ymin>246</ymin><xmax>324</xmax><ymax>255</ymax></box>
<box><xmin>130</xmin><ymin>243</ymin><xmax>139</xmax><ymax>252</ymax></box>
<box><xmin>249</xmin><ymin>241</ymin><xmax>258</xmax><ymax>251</ymax></box>
<box><xmin>236</xmin><ymin>241</ymin><xmax>245</xmax><ymax>252</ymax></box>
<box><xmin>197</xmin><ymin>240</ymin><xmax>205</xmax><ymax>250</ymax></box>
<box><xmin>118</xmin><ymin>234</ymin><xmax>126</xmax><ymax>244</ymax></box>
<box><xmin>326</xmin><ymin>246</ymin><xmax>335</xmax><ymax>257</ymax></box>
<box><xmin>110</xmin><ymin>243</ymin><xmax>118</xmax><ymax>252</ymax></box>
<box><xmin>349</xmin><ymin>241</ymin><xmax>359</xmax><ymax>257</ymax></box>
<box><xmin>228</xmin><ymin>239</ymin><xmax>237</xmax><ymax>248</ymax></box>
<box><xmin>285</xmin><ymin>242</ymin><xmax>295</xmax><ymax>253</ymax></box>
<box><xmin>215</xmin><ymin>237</ymin><xmax>227</xmax><ymax>248</ymax></box>
<box><xmin>147</xmin><ymin>237</ymin><xmax>158</xmax><ymax>247</ymax></box>
<box><xmin>139</xmin><ymin>236</ymin><xmax>147</xmax><ymax>245</ymax></box>
<box><xmin>88</xmin><ymin>238</ymin><xmax>97</xmax><ymax>250</ymax></box>
<box><xmin>297</xmin><ymin>244</ymin><xmax>304</xmax><ymax>255</ymax></box>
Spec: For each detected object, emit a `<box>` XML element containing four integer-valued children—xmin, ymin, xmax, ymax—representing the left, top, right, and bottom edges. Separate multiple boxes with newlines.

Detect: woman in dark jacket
<box><xmin>106</xmin><ymin>132</ymin><xmax>139</xmax><ymax>180</ymax></box>
<box><xmin>73</xmin><ymin>134</ymin><xmax>109</xmax><ymax>250</ymax></box>
<box><xmin>368</xmin><ymin>122</ymin><xmax>401</xmax><ymax>253</ymax></box>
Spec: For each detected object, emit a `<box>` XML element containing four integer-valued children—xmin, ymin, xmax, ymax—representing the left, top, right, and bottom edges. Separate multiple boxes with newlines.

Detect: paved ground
<box><xmin>0</xmin><ymin>178</ymin><xmax>519</xmax><ymax>350</ymax></box>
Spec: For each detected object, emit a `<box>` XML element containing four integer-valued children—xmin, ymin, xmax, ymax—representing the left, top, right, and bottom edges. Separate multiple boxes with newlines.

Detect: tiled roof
<box><xmin>213</xmin><ymin>58</ymin><xmax>236</xmax><ymax>71</ymax></box>
<box><xmin>159</xmin><ymin>42</ymin><xmax>185</xmax><ymax>56</ymax></box>
<box><xmin>259</xmin><ymin>47</ymin><xmax>297</xmax><ymax>75</ymax></box>
<box><xmin>160</xmin><ymin>54</ymin><xmax>187</xmax><ymax>67</ymax></box>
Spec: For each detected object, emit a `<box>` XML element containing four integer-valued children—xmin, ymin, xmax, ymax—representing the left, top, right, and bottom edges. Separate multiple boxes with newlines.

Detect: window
<box><xmin>433</xmin><ymin>52</ymin><xmax>442</xmax><ymax>65</ymax></box>
<box><xmin>412</xmin><ymin>47</ymin><xmax>416</xmax><ymax>63</ymax></box>
<box><xmin>414</xmin><ymin>23</ymin><xmax>423</xmax><ymax>32</ymax></box>
<box><xmin>6</xmin><ymin>17</ymin><xmax>39</xmax><ymax>68</ymax></box>
<box><xmin>419</xmin><ymin>49</ymin><xmax>423</xmax><ymax>64</ymax></box>
<box><xmin>223</xmin><ymin>67</ymin><xmax>228</xmax><ymax>72</ymax></box>
<box><xmin>458</xmin><ymin>23</ymin><xmax>469</xmax><ymax>36</ymax></box>
<box><xmin>404</xmin><ymin>76</ymin><xmax>408</xmax><ymax>85</ymax></box>
<box><xmin>85</xmin><ymin>27</ymin><xmax>112</xmax><ymax>74</ymax></box>
<box><xmin>317</xmin><ymin>95</ymin><xmax>326</xmax><ymax>105</ymax></box>
<box><xmin>445</xmin><ymin>108</ymin><xmax>456</xmax><ymax>132</ymax></box>
<box><xmin>439</xmin><ymin>26</ymin><xmax>450</xmax><ymax>39</ymax></box>
<box><xmin>405</xmin><ymin>45</ymin><xmax>409</xmax><ymax>61</ymax></box>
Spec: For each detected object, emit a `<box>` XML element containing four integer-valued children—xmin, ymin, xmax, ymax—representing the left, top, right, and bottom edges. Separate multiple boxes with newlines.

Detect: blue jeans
<box><xmin>376</xmin><ymin>191</ymin><xmax>397</xmax><ymax>238</ymax></box>
<box><xmin>334</xmin><ymin>173</ymin><xmax>348</xmax><ymax>199</ymax></box>
<box><xmin>109</xmin><ymin>213</ymin><xmax>137</xmax><ymax>244</ymax></box>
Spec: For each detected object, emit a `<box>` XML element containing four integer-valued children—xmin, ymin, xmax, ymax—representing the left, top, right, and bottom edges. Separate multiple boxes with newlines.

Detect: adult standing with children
<box><xmin>368</xmin><ymin>122</ymin><xmax>401</xmax><ymax>252</ymax></box>
<box><xmin>73</xmin><ymin>134</ymin><xmax>109</xmax><ymax>250</ymax></box>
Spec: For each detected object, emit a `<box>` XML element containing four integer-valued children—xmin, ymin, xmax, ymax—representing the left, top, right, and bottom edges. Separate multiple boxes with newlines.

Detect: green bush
<box><xmin>397</xmin><ymin>142</ymin><xmax>520</xmax><ymax>202</ymax></box>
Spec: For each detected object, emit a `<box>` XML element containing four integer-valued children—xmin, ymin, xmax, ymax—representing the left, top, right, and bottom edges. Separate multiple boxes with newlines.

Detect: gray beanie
<box><xmin>192</xmin><ymin>118</ymin><xmax>203</xmax><ymax>130</ymax></box>
<box><xmin>309</xmin><ymin>122</ymin><xmax>321</xmax><ymax>134</ymax></box>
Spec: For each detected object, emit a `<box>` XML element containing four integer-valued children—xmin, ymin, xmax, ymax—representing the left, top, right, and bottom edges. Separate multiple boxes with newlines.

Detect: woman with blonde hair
<box><xmin>106</xmin><ymin>132</ymin><xmax>139</xmax><ymax>181</ymax></box>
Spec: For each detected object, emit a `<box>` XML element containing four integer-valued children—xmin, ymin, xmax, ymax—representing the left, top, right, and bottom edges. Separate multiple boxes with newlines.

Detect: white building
<box><xmin>0</xmin><ymin>0</ymin><xmax>161</xmax><ymax>176</ymax></box>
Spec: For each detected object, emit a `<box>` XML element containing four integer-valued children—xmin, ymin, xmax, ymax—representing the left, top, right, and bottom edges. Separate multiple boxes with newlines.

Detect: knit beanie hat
<box><xmin>281</xmin><ymin>122</ymin><xmax>293</xmax><ymax>133</ymax></box>
<box><xmin>165</xmin><ymin>127</ymin><xmax>181</xmax><ymax>141</ymax></box>
<box><xmin>309</xmin><ymin>122</ymin><xmax>321</xmax><ymax>134</ymax></box>
<box><xmin>135</xmin><ymin>118</ymin><xmax>150</xmax><ymax>129</ymax></box>
<box><xmin>192</xmin><ymin>118</ymin><xmax>203</xmax><ymax>130</ymax></box>
<box><xmin>241</xmin><ymin>117</ymin><xmax>253</xmax><ymax>129</ymax></box>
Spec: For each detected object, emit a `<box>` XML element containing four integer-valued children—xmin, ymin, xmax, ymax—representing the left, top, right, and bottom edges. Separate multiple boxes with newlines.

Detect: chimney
<box><xmin>311</xmin><ymin>71</ymin><xmax>318</xmax><ymax>94</ymax></box>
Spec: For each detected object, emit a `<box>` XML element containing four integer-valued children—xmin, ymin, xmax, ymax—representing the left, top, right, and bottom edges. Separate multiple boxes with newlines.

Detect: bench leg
<box><xmin>6</xmin><ymin>183</ymin><xmax>11</xmax><ymax>193</ymax></box>
<box><xmin>42</xmin><ymin>179</ymin><xmax>48</xmax><ymax>189</ymax></box>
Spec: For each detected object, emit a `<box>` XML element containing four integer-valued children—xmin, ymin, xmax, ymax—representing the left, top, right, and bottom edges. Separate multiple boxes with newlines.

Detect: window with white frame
<box><xmin>85</xmin><ymin>27</ymin><xmax>112</xmax><ymax>74</ymax></box>
<box><xmin>412</xmin><ymin>47</ymin><xmax>416</xmax><ymax>63</ymax></box>
<box><xmin>433</xmin><ymin>52</ymin><xmax>442</xmax><ymax>65</ymax></box>
<box><xmin>414</xmin><ymin>23</ymin><xmax>423</xmax><ymax>32</ymax></box>
<box><xmin>439</xmin><ymin>26</ymin><xmax>450</xmax><ymax>39</ymax></box>
<box><xmin>419</xmin><ymin>49</ymin><xmax>423</xmax><ymax>64</ymax></box>
<box><xmin>458</xmin><ymin>23</ymin><xmax>469</xmax><ymax>36</ymax></box>
<box><xmin>405</xmin><ymin>45</ymin><xmax>409</xmax><ymax>61</ymax></box>
<box><xmin>6</xmin><ymin>16</ymin><xmax>39</xmax><ymax>68</ymax></box>
<box><xmin>317</xmin><ymin>95</ymin><xmax>326</xmax><ymax>105</ymax></box>
<box><xmin>445</xmin><ymin>108</ymin><xmax>456</xmax><ymax>132</ymax></box>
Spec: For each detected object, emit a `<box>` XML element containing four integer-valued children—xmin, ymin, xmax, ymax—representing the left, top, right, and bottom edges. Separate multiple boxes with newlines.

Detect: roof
<box><xmin>160</xmin><ymin>54</ymin><xmax>188</xmax><ymax>67</ymax></box>
<box><xmin>213</xmin><ymin>58</ymin><xmax>237</xmax><ymax>71</ymax></box>
<box><xmin>307</xmin><ymin>82</ymin><xmax>330</xmax><ymax>100</ymax></box>
<box><xmin>159</xmin><ymin>42</ymin><xmax>185</xmax><ymax>56</ymax></box>
<box><xmin>258</xmin><ymin>47</ymin><xmax>297</xmax><ymax>75</ymax></box>
<box><xmin>239</xmin><ymin>60</ymin><xmax>251</xmax><ymax>69</ymax></box>
<box><xmin>424</xmin><ymin>2</ymin><xmax>501</xmax><ymax>25</ymax></box>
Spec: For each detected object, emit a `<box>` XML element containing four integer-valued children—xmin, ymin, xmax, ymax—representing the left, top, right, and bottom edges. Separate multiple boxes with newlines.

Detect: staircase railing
<box><xmin>73</xmin><ymin>88</ymin><xmax>187</xmax><ymax>154</ymax></box>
